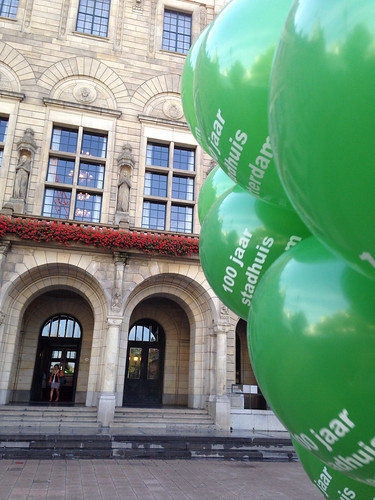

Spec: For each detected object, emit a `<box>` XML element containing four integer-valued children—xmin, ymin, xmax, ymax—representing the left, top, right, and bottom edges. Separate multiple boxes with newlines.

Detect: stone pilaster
<box><xmin>209</xmin><ymin>305</ymin><xmax>231</xmax><ymax>430</ymax></box>
<box><xmin>97</xmin><ymin>317</ymin><xmax>122</xmax><ymax>427</ymax></box>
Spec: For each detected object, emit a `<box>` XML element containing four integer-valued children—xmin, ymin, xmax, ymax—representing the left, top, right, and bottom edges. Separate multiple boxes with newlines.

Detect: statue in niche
<box><xmin>117</xmin><ymin>172</ymin><xmax>131</xmax><ymax>212</ymax></box>
<box><xmin>13</xmin><ymin>154</ymin><xmax>31</xmax><ymax>200</ymax></box>
<box><xmin>13</xmin><ymin>128</ymin><xmax>37</xmax><ymax>201</ymax></box>
<box><xmin>116</xmin><ymin>143</ymin><xmax>135</xmax><ymax>213</ymax></box>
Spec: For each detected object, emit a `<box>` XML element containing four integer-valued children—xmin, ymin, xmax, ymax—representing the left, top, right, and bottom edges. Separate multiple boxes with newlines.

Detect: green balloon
<box><xmin>293</xmin><ymin>438</ymin><xmax>375</xmax><ymax>499</ymax></box>
<box><xmin>198</xmin><ymin>166</ymin><xmax>236</xmax><ymax>224</ymax></box>
<box><xmin>194</xmin><ymin>0</ymin><xmax>293</xmax><ymax>209</ymax></box>
<box><xmin>181</xmin><ymin>25</ymin><xmax>210</xmax><ymax>152</ymax></box>
<box><xmin>269</xmin><ymin>0</ymin><xmax>375</xmax><ymax>279</ymax></box>
<box><xmin>199</xmin><ymin>185</ymin><xmax>310</xmax><ymax>319</ymax></box>
<box><xmin>248</xmin><ymin>237</ymin><xmax>375</xmax><ymax>484</ymax></box>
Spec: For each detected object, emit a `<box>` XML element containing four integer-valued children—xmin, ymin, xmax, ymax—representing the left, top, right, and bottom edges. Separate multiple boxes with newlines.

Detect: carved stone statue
<box><xmin>12</xmin><ymin>128</ymin><xmax>37</xmax><ymax>201</ymax></box>
<box><xmin>13</xmin><ymin>154</ymin><xmax>31</xmax><ymax>199</ymax></box>
<box><xmin>116</xmin><ymin>143</ymin><xmax>135</xmax><ymax>213</ymax></box>
<box><xmin>117</xmin><ymin>172</ymin><xmax>131</xmax><ymax>212</ymax></box>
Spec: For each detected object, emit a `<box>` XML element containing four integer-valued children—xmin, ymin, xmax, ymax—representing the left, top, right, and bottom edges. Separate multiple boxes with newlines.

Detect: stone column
<box><xmin>0</xmin><ymin>242</ymin><xmax>10</xmax><ymax>350</ymax></box>
<box><xmin>209</xmin><ymin>304</ymin><xmax>231</xmax><ymax>431</ymax></box>
<box><xmin>97</xmin><ymin>317</ymin><xmax>122</xmax><ymax>427</ymax></box>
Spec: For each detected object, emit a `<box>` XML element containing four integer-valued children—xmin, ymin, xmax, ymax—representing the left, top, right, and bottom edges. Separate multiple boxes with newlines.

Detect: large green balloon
<box><xmin>194</xmin><ymin>0</ymin><xmax>293</xmax><ymax>209</ymax></box>
<box><xmin>248</xmin><ymin>237</ymin><xmax>375</xmax><ymax>484</ymax></box>
<box><xmin>269</xmin><ymin>0</ymin><xmax>375</xmax><ymax>279</ymax></box>
<box><xmin>198</xmin><ymin>165</ymin><xmax>236</xmax><ymax>224</ymax></box>
<box><xmin>293</xmin><ymin>439</ymin><xmax>375</xmax><ymax>499</ymax></box>
<box><xmin>181</xmin><ymin>25</ymin><xmax>210</xmax><ymax>152</ymax></box>
<box><xmin>199</xmin><ymin>185</ymin><xmax>310</xmax><ymax>319</ymax></box>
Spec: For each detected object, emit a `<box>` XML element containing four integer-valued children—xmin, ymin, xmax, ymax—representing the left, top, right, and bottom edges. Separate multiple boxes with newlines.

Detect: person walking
<box><xmin>49</xmin><ymin>364</ymin><xmax>62</xmax><ymax>402</ymax></box>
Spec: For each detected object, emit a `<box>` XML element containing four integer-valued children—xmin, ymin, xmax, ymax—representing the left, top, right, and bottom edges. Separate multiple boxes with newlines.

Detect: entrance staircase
<box><xmin>0</xmin><ymin>405</ymin><xmax>296</xmax><ymax>461</ymax></box>
<box><xmin>0</xmin><ymin>405</ymin><xmax>98</xmax><ymax>433</ymax></box>
<box><xmin>111</xmin><ymin>406</ymin><xmax>216</xmax><ymax>432</ymax></box>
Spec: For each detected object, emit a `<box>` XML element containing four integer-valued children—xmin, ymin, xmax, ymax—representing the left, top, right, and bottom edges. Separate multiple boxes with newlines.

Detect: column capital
<box><xmin>113</xmin><ymin>251</ymin><xmax>128</xmax><ymax>265</ymax></box>
<box><xmin>106</xmin><ymin>317</ymin><xmax>123</xmax><ymax>327</ymax></box>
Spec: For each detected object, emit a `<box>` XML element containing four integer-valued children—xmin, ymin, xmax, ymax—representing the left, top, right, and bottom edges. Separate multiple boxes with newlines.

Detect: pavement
<box><xmin>0</xmin><ymin>458</ymin><xmax>323</xmax><ymax>500</ymax></box>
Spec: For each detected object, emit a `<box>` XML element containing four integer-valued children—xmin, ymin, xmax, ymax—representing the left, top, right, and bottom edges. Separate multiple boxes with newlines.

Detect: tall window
<box><xmin>42</xmin><ymin>126</ymin><xmax>107</xmax><ymax>222</ymax></box>
<box><xmin>142</xmin><ymin>142</ymin><xmax>195</xmax><ymax>233</ymax></box>
<box><xmin>76</xmin><ymin>0</ymin><xmax>111</xmax><ymax>37</ymax></box>
<box><xmin>0</xmin><ymin>117</ymin><xmax>8</xmax><ymax>169</ymax></box>
<box><xmin>0</xmin><ymin>0</ymin><xmax>19</xmax><ymax>18</ymax></box>
<box><xmin>162</xmin><ymin>10</ymin><xmax>191</xmax><ymax>54</ymax></box>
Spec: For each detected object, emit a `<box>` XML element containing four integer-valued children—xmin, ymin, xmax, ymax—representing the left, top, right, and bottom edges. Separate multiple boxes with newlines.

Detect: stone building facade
<box><xmin>0</xmin><ymin>0</ymin><xmax>280</xmax><ymax>430</ymax></box>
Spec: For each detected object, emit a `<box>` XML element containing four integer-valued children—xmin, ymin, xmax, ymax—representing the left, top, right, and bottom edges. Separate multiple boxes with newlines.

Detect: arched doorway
<box><xmin>123</xmin><ymin>319</ymin><xmax>165</xmax><ymax>407</ymax></box>
<box><xmin>31</xmin><ymin>314</ymin><xmax>82</xmax><ymax>403</ymax></box>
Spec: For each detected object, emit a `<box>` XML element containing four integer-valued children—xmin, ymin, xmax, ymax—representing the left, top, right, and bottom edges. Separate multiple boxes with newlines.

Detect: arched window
<box><xmin>41</xmin><ymin>314</ymin><xmax>81</xmax><ymax>338</ymax></box>
<box><xmin>128</xmin><ymin>320</ymin><xmax>160</xmax><ymax>342</ymax></box>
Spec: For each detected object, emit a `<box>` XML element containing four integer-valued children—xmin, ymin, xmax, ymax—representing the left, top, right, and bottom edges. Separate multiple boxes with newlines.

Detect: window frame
<box><xmin>0</xmin><ymin>116</ymin><xmax>8</xmax><ymax>170</ymax></box>
<box><xmin>42</xmin><ymin>124</ymin><xmax>108</xmax><ymax>223</ymax></box>
<box><xmin>141</xmin><ymin>140</ymin><xmax>196</xmax><ymax>234</ymax></box>
<box><xmin>75</xmin><ymin>0</ymin><xmax>111</xmax><ymax>38</ymax></box>
<box><xmin>0</xmin><ymin>0</ymin><xmax>19</xmax><ymax>19</ymax></box>
<box><xmin>162</xmin><ymin>8</ymin><xmax>192</xmax><ymax>55</ymax></box>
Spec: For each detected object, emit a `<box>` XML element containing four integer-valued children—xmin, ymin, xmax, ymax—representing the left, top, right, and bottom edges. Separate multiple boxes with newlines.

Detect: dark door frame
<box><xmin>123</xmin><ymin>319</ymin><xmax>165</xmax><ymax>407</ymax></box>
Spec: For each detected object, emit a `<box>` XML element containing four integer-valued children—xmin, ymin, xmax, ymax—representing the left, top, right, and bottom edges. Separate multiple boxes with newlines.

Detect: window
<box><xmin>76</xmin><ymin>0</ymin><xmax>111</xmax><ymax>37</ymax></box>
<box><xmin>41</xmin><ymin>314</ymin><xmax>82</xmax><ymax>338</ymax></box>
<box><xmin>42</xmin><ymin>126</ymin><xmax>107</xmax><ymax>222</ymax></box>
<box><xmin>0</xmin><ymin>0</ymin><xmax>18</xmax><ymax>18</ymax></box>
<box><xmin>162</xmin><ymin>10</ymin><xmax>191</xmax><ymax>54</ymax></box>
<box><xmin>0</xmin><ymin>117</ymin><xmax>8</xmax><ymax>169</ymax></box>
<box><xmin>142</xmin><ymin>142</ymin><xmax>195</xmax><ymax>233</ymax></box>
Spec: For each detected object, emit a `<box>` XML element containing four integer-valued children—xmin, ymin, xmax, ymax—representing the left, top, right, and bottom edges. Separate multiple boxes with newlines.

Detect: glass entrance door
<box><xmin>47</xmin><ymin>346</ymin><xmax>78</xmax><ymax>402</ymax></box>
<box><xmin>123</xmin><ymin>320</ymin><xmax>165</xmax><ymax>406</ymax></box>
<box><xmin>31</xmin><ymin>314</ymin><xmax>81</xmax><ymax>403</ymax></box>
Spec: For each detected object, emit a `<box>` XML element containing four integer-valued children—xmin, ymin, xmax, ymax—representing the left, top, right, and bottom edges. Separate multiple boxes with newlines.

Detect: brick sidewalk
<box><xmin>0</xmin><ymin>459</ymin><xmax>322</xmax><ymax>499</ymax></box>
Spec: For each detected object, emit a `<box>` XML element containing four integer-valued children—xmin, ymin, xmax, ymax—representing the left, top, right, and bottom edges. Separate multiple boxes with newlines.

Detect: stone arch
<box><xmin>121</xmin><ymin>272</ymin><xmax>217</xmax><ymax>408</ymax></box>
<box><xmin>0</xmin><ymin>42</ymin><xmax>36</xmax><ymax>88</ymax></box>
<box><xmin>124</xmin><ymin>272</ymin><xmax>216</xmax><ymax>328</ymax></box>
<box><xmin>37</xmin><ymin>56</ymin><xmax>128</xmax><ymax>106</ymax></box>
<box><xmin>0</xmin><ymin>263</ymin><xmax>108</xmax><ymax>405</ymax></box>
<box><xmin>131</xmin><ymin>74</ymin><xmax>182</xmax><ymax>109</ymax></box>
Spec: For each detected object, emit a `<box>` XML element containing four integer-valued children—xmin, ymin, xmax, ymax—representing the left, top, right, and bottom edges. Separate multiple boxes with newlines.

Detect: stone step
<box><xmin>116</xmin><ymin>407</ymin><xmax>209</xmax><ymax>414</ymax></box>
<box><xmin>112</xmin><ymin>408</ymin><xmax>215</xmax><ymax>429</ymax></box>
<box><xmin>0</xmin><ymin>433</ymin><xmax>296</xmax><ymax>461</ymax></box>
<box><xmin>113</xmin><ymin>414</ymin><xmax>213</xmax><ymax>422</ymax></box>
<box><xmin>0</xmin><ymin>406</ymin><xmax>98</xmax><ymax>427</ymax></box>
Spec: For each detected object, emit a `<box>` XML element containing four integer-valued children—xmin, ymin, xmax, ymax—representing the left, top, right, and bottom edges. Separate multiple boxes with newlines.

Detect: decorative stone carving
<box><xmin>0</xmin><ymin>71</ymin><xmax>13</xmax><ymax>91</ymax></box>
<box><xmin>116</xmin><ymin>144</ymin><xmax>135</xmax><ymax>213</ymax></box>
<box><xmin>111</xmin><ymin>290</ymin><xmax>122</xmax><ymax>311</ymax></box>
<box><xmin>163</xmin><ymin>99</ymin><xmax>184</xmax><ymax>120</ymax></box>
<box><xmin>220</xmin><ymin>304</ymin><xmax>230</xmax><ymax>320</ymax></box>
<box><xmin>73</xmin><ymin>83</ymin><xmax>97</xmax><ymax>104</ymax></box>
<box><xmin>59</xmin><ymin>0</ymin><xmax>71</xmax><ymax>36</ymax></box>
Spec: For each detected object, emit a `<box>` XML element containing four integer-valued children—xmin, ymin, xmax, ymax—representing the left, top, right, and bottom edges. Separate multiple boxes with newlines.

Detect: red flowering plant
<box><xmin>0</xmin><ymin>216</ymin><xmax>199</xmax><ymax>257</ymax></box>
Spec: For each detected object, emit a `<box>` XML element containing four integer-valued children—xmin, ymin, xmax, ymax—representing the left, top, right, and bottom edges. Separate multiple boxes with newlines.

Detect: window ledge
<box><xmin>43</xmin><ymin>98</ymin><xmax>121</xmax><ymax>118</ymax></box>
<box><xmin>159</xmin><ymin>48</ymin><xmax>188</xmax><ymax>58</ymax></box>
<box><xmin>0</xmin><ymin>90</ymin><xmax>25</xmax><ymax>101</ymax></box>
<box><xmin>138</xmin><ymin>114</ymin><xmax>189</xmax><ymax>129</ymax></box>
<box><xmin>0</xmin><ymin>15</ymin><xmax>17</xmax><ymax>22</ymax></box>
<box><xmin>72</xmin><ymin>30</ymin><xmax>109</xmax><ymax>42</ymax></box>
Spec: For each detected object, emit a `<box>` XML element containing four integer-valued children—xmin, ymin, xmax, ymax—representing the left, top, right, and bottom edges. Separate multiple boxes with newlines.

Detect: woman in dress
<box><xmin>49</xmin><ymin>364</ymin><xmax>62</xmax><ymax>402</ymax></box>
